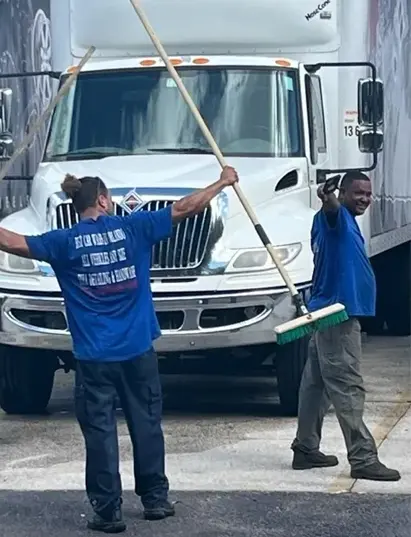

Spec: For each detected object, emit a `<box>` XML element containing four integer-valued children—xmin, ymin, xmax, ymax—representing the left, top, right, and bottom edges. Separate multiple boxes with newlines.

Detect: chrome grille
<box><xmin>55</xmin><ymin>200</ymin><xmax>212</xmax><ymax>270</ymax></box>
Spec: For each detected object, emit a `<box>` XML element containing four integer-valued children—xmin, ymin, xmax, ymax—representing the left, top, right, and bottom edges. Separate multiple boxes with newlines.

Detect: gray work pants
<box><xmin>291</xmin><ymin>318</ymin><xmax>378</xmax><ymax>469</ymax></box>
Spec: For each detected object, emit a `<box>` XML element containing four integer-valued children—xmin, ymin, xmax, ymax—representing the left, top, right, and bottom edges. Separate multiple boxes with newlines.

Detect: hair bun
<box><xmin>61</xmin><ymin>173</ymin><xmax>82</xmax><ymax>199</ymax></box>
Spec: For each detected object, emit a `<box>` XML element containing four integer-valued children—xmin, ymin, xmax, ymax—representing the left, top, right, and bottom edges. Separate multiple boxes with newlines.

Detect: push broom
<box><xmin>128</xmin><ymin>0</ymin><xmax>348</xmax><ymax>345</ymax></box>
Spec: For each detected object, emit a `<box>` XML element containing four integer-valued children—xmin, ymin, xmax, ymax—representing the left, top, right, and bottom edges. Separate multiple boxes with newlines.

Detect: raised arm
<box><xmin>317</xmin><ymin>182</ymin><xmax>341</xmax><ymax>228</ymax></box>
<box><xmin>171</xmin><ymin>166</ymin><xmax>238</xmax><ymax>223</ymax></box>
<box><xmin>0</xmin><ymin>228</ymin><xmax>31</xmax><ymax>257</ymax></box>
<box><xmin>124</xmin><ymin>166</ymin><xmax>239</xmax><ymax>247</ymax></box>
<box><xmin>317</xmin><ymin>183</ymin><xmax>341</xmax><ymax>213</ymax></box>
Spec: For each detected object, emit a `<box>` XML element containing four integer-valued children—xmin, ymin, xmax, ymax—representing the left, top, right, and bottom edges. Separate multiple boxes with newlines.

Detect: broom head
<box><xmin>274</xmin><ymin>303</ymin><xmax>348</xmax><ymax>345</ymax></box>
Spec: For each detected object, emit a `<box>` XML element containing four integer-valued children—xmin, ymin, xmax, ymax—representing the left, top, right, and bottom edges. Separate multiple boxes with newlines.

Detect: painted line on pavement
<box><xmin>328</xmin><ymin>390</ymin><xmax>411</xmax><ymax>493</ymax></box>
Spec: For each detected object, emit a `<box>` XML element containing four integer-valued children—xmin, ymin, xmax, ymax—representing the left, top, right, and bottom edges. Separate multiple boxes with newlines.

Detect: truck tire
<box><xmin>359</xmin><ymin>288</ymin><xmax>385</xmax><ymax>335</ymax></box>
<box><xmin>362</xmin><ymin>252</ymin><xmax>387</xmax><ymax>335</ymax></box>
<box><xmin>381</xmin><ymin>243</ymin><xmax>411</xmax><ymax>336</ymax></box>
<box><xmin>359</xmin><ymin>314</ymin><xmax>385</xmax><ymax>335</ymax></box>
<box><xmin>275</xmin><ymin>336</ymin><xmax>310</xmax><ymax>416</ymax></box>
<box><xmin>0</xmin><ymin>346</ymin><xmax>58</xmax><ymax>415</ymax></box>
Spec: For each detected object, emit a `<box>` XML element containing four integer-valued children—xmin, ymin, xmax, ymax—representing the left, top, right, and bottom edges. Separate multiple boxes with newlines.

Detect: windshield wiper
<box><xmin>49</xmin><ymin>147</ymin><xmax>212</xmax><ymax>160</ymax></box>
<box><xmin>145</xmin><ymin>147</ymin><xmax>212</xmax><ymax>154</ymax></box>
<box><xmin>49</xmin><ymin>149</ymin><xmax>132</xmax><ymax>161</ymax></box>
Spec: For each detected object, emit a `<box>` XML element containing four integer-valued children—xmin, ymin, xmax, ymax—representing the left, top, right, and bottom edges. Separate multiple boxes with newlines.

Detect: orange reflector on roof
<box><xmin>140</xmin><ymin>59</ymin><xmax>156</xmax><ymax>66</ymax></box>
<box><xmin>193</xmin><ymin>57</ymin><xmax>210</xmax><ymax>64</ymax></box>
<box><xmin>170</xmin><ymin>58</ymin><xmax>183</xmax><ymax>66</ymax></box>
<box><xmin>275</xmin><ymin>59</ymin><xmax>292</xmax><ymax>67</ymax></box>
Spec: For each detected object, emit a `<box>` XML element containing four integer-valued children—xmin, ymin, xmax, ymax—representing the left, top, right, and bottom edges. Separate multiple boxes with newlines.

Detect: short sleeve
<box><xmin>25</xmin><ymin>229</ymin><xmax>69</xmax><ymax>266</ymax></box>
<box><xmin>123</xmin><ymin>205</ymin><xmax>173</xmax><ymax>246</ymax></box>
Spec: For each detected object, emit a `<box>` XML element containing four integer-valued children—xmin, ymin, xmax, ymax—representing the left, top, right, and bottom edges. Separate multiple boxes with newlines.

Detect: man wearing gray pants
<box><xmin>291</xmin><ymin>171</ymin><xmax>400</xmax><ymax>481</ymax></box>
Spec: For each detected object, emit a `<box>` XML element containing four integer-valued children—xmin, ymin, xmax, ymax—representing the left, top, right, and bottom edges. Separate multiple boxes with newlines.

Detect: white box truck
<box><xmin>0</xmin><ymin>0</ymin><xmax>409</xmax><ymax>416</ymax></box>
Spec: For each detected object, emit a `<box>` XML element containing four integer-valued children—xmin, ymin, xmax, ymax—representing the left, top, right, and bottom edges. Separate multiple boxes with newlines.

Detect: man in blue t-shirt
<box><xmin>0</xmin><ymin>166</ymin><xmax>238</xmax><ymax>533</ymax></box>
<box><xmin>290</xmin><ymin>171</ymin><xmax>400</xmax><ymax>482</ymax></box>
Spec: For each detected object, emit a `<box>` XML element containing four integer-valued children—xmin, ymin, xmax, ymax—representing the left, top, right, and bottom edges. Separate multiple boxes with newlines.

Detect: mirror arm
<box><xmin>316</xmin><ymin>152</ymin><xmax>378</xmax><ymax>183</ymax></box>
<box><xmin>307</xmin><ymin>61</ymin><xmax>382</xmax><ymax>183</ymax></box>
<box><xmin>305</xmin><ymin>61</ymin><xmax>377</xmax><ymax>75</ymax></box>
<box><xmin>0</xmin><ymin>70</ymin><xmax>61</xmax><ymax>80</ymax></box>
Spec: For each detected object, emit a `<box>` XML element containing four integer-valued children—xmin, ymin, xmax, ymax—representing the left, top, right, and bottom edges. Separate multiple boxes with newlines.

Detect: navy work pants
<box><xmin>74</xmin><ymin>348</ymin><xmax>169</xmax><ymax>518</ymax></box>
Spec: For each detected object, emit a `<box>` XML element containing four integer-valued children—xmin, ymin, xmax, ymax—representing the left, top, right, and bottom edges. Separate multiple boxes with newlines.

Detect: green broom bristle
<box><xmin>276</xmin><ymin>309</ymin><xmax>349</xmax><ymax>346</ymax></box>
<box><xmin>276</xmin><ymin>323</ymin><xmax>314</xmax><ymax>345</ymax></box>
<box><xmin>314</xmin><ymin>309</ymin><xmax>349</xmax><ymax>330</ymax></box>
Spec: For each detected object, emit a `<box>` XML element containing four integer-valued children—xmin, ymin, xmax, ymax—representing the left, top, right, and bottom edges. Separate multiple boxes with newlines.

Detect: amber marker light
<box><xmin>140</xmin><ymin>59</ymin><xmax>157</xmax><ymax>66</ymax></box>
<box><xmin>192</xmin><ymin>57</ymin><xmax>210</xmax><ymax>64</ymax></box>
<box><xmin>275</xmin><ymin>59</ymin><xmax>292</xmax><ymax>67</ymax></box>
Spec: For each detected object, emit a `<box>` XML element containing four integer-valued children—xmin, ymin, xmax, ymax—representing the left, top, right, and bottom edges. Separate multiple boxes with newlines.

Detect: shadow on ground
<box><xmin>2</xmin><ymin>373</ymin><xmax>287</xmax><ymax>421</ymax></box>
<box><xmin>0</xmin><ymin>490</ymin><xmax>410</xmax><ymax>537</ymax></box>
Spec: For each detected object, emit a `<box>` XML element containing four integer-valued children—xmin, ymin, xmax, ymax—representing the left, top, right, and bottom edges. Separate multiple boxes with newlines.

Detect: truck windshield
<box><xmin>44</xmin><ymin>67</ymin><xmax>303</xmax><ymax>160</ymax></box>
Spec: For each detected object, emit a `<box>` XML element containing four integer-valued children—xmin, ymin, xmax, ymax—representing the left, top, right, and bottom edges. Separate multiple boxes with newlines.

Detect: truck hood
<box><xmin>0</xmin><ymin>154</ymin><xmax>316</xmax><ymax>293</ymax></box>
<box><xmin>28</xmin><ymin>154</ymin><xmax>314</xmax><ymax>245</ymax></box>
<box><xmin>33</xmin><ymin>154</ymin><xmax>305</xmax><ymax>211</ymax></box>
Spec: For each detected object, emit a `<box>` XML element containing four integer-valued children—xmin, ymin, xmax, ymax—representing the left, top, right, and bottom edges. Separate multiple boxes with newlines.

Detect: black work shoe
<box><xmin>292</xmin><ymin>449</ymin><xmax>339</xmax><ymax>470</ymax></box>
<box><xmin>87</xmin><ymin>507</ymin><xmax>126</xmax><ymax>533</ymax></box>
<box><xmin>351</xmin><ymin>461</ymin><xmax>401</xmax><ymax>481</ymax></box>
<box><xmin>144</xmin><ymin>500</ymin><xmax>175</xmax><ymax>521</ymax></box>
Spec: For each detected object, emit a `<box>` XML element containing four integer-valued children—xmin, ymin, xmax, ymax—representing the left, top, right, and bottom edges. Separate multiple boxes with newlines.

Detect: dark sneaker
<box><xmin>87</xmin><ymin>507</ymin><xmax>126</xmax><ymax>533</ymax></box>
<box><xmin>292</xmin><ymin>449</ymin><xmax>339</xmax><ymax>470</ymax></box>
<box><xmin>351</xmin><ymin>461</ymin><xmax>401</xmax><ymax>481</ymax></box>
<box><xmin>144</xmin><ymin>500</ymin><xmax>175</xmax><ymax>521</ymax></box>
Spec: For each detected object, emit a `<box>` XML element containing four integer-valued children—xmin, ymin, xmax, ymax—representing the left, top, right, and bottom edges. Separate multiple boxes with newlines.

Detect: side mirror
<box><xmin>357</xmin><ymin>77</ymin><xmax>384</xmax><ymax>154</ymax></box>
<box><xmin>0</xmin><ymin>88</ymin><xmax>14</xmax><ymax>160</ymax></box>
<box><xmin>0</xmin><ymin>88</ymin><xmax>13</xmax><ymax>133</ymax></box>
<box><xmin>357</xmin><ymin>78</ymin><xmax>384</xmax><ymax>127</ymax></box>
<box><xmin>358</xmin><ymin>129</ymin><xmax>383</xmax><ymax>154</ymax></box>
<box><xmin>0</xmin><ymin>132</ymin><xmax>14</xmax><ymax>161</ymax></box>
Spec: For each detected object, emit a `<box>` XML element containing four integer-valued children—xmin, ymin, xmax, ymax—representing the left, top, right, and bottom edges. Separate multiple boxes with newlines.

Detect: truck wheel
<box><xmin>382</xmin><ymin>243</ymin><xmax>411</xmax><ymax>336</ymax></box>
<box><xmin>385</xmin><ymin>293</ymin><xmax>411</xmax><ymax>336</ymax></box>
<box><xmin>0</xmin><ymin>346</ymin><xmax>58</xmax><ymax>415</ymax></box>
<box><xmin>275</xmin><ymin>336</ymin><xmax>310</xmax><ymax>416</ymax></box>
<box><xmin>359</xmin><ymin>289</ymin><xmax>385</xmax><ymax>334</ymax></box>
<box><xmin>362</xmin><ymin>252</ymin><xmax>387</xmax><ymax>335</ymax></box>
<box><xmin>360</xmin><ymin>315</ymin><xmax>385</xmax><ymax>335</ymax></box>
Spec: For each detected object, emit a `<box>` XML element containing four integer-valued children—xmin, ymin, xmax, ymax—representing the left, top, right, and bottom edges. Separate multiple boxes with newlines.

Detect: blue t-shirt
<box><xmin>308</xmin><ymin>205</ymin><xmax>376</xmax><ymax>317</ymax></box>
<box><xmin>25</xmin><ymin>206</ymin><xmax>173</xmax><ymax>362</ymax></box>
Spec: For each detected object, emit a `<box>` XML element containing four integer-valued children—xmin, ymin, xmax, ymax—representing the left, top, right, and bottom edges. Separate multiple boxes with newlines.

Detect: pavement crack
<box><xmin>328</xmin><ymin>396</ymin><xmax>411</xmax><ymax>494</ymax></box>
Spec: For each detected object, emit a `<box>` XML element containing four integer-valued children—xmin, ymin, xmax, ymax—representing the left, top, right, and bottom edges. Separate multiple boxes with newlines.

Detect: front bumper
<box><xmin>0</xmin><ymin>287</ymin><xmax>308</xmax><ymax>353</ymax></box>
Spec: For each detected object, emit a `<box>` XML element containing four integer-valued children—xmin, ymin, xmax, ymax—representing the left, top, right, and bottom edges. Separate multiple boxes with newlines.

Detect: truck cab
<box><xmin>0</xmin><ymin>0</ymin><xmax>392</xmax><ymax>416</ymax></box>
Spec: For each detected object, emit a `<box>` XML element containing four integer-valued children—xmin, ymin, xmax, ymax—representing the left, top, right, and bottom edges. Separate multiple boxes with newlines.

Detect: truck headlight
<box><xmin>0</xmin><ymin>251</ymin><xmax>39</xmax><ymax>274</ymax></box>
<box><xmin>226</xmin><ymin>243</ymin><xmax>302</xmax><ymax>272</ymax></box>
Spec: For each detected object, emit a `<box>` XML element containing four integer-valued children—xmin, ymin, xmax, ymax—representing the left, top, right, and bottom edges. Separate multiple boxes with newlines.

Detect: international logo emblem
<box><xmin>121</xmin><ymin>190</ymin><xmax>145</xmax><ymax>213</ymax></box>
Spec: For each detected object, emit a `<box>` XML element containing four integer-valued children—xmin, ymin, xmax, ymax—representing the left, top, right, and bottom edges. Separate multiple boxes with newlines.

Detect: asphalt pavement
<box><xmin>0</xmin><ymin>490</ymin><xmax>410</xmax><ymax>537</ymax></box>
<box><xmin>0</xmin><ymin>335</ymin><xmax>410</xmax><ymax>536</ymax></box>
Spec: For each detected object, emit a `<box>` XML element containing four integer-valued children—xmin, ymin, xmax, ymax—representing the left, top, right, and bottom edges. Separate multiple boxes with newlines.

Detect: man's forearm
<box><xmin>0</xmin><ymin>228</ymin><xmax>30</xmax><ymax>257</ymax></box>
<box><xmin>322</xmin><ymin>192</ymin><xmax>340</xmax><ymax>213</ymax></box>
<box><xmin>171</xmin><ymin>179</ymin><xmax>225</xmax><ymax>223</ymax></box>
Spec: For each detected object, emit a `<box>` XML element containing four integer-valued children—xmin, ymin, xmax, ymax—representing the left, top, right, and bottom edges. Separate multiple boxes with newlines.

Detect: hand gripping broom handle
<box><xmin>129</xmin><ymin>0</ymin><xmax>307</xmax><ymax>314</ymax></box>
<box><xmin>0</xmin><ymin>46</ymin><xmax>96</xmax><ymax>185</ymax></box>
